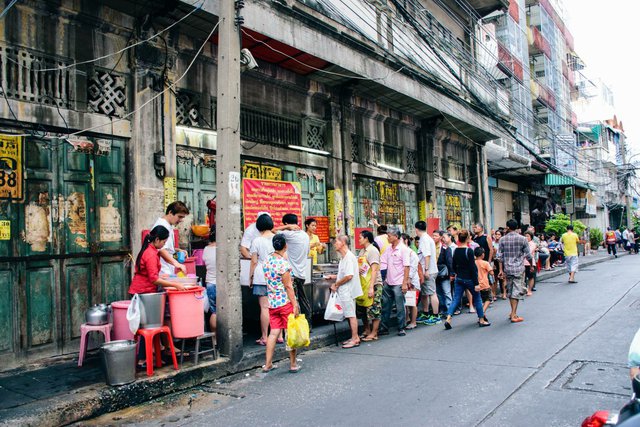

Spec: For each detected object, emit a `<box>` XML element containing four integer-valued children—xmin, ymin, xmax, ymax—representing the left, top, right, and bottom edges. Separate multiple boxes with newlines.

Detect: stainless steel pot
<box><xmin>85</xmin><ymin>304</ymin><xmax>109</xmax><ymax>325</ymax></box>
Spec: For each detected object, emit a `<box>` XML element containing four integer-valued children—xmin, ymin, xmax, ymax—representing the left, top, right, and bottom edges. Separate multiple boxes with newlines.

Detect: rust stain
<box><xmin>66</xmin><ymin>192</ymin><xmax>87</xmax><ymax>235</ymax></box>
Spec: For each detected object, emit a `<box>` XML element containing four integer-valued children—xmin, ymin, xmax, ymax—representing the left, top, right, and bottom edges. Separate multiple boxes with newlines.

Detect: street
<box><xmin>83</xmin><ymin>256</ymin><xmax>639</xmax><ymax>427</ymax></box>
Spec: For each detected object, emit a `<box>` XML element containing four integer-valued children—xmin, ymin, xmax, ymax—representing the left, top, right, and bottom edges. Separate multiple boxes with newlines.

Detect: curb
<box><xmin>536</xmin><ymin>251</ymin><xmax>627</xmax><ymax>283</ymax></box>
<box><xmin>0</xmin><ymin>325</ymin><xmax>351</xmax><ymax>426</ymax></box>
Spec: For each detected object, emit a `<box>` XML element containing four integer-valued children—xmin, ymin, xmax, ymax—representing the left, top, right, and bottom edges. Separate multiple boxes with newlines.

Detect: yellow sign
<box><xmin>0</xmin><ymin>220</ymin><xmax>9</xmax><ymax>240</ymax></box>
<box><xmin>163</xmin><ymin>177</ymin><xmax>177</xmax><ymax>210</ymax></box>
<box><xmin>0</xmin><ymin>135</ymin><xmax>23</xmax><ymax>200</ymax></box>
<box><xmin>327</xmin><ymin>189</ymin><xmax>344</xmax><ymax>238</ymax></box>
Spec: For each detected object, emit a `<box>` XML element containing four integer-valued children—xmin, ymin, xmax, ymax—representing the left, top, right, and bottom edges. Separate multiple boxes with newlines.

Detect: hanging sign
<box><xmin>164</xmin><ymin>177</ymin><xmax>177</xmax><ymax>210</ymax></box>
<box><xmin>311</xmin><ymin>216</ymin><xmax>330</xmax><ymax>243</ymax></box>
<box><xmin>0</xmin><ymin>135</ymin><xmax>23</xmax><ymax>200</ymax></box>
<box><xmin>242</xmin><ymin>178</ymin><xmax>302</xmax><ymax>229</ymax></box>
<box><xmin>0</xmin><ymin>220</ymin><xmax>10</xmax><ymax>240</ymax></box>
<box><xmin>354</xmin><ymin>227</ymin><xmax>373</xmax><ymax>249</ymax></box>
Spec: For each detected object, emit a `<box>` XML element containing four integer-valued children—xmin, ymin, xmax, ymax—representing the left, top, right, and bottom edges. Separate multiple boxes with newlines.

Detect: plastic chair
<box><xmin>78</xmin><ymin>323</ymin><xmax>112</xmax><ymax>367</ymax></box>
<box><xmin>179</xmin><ymin>332</ymin><xmax>217</xmax><ymax>366</ymax></box>
<box><xmin>135</xmin><ymin>326</ymin><xmax>179</xmax><ymax>376</ymax></box>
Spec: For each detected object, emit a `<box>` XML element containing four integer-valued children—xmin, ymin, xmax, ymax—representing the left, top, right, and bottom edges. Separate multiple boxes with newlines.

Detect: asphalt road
<box><xmin>85</xmin><ymin>256</ymin><xmax>640</xmax><ymax>427</ymax></box>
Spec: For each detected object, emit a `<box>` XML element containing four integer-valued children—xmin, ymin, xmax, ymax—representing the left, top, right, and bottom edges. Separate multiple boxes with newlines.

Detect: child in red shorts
<box><xmin>262</xmin><ymin>234</ymin><xmax>301</xmax><ymax>373</ymax></box>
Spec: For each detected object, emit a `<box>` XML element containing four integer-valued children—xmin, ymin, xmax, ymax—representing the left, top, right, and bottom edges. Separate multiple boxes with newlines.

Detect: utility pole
<box><xmin>215</xmin><ymin>0</ymin><xmax>243</xmax><ymax>362</ymax></box>
<box><xmin>620</xmin><ymin>134</ymin><xmax>633</xmax><ymax>230</ymax></box>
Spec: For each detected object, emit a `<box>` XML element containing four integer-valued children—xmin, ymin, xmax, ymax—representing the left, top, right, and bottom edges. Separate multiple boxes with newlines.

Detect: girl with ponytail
<box><xmin>129</xmin><ymin>225</ymin><xmax>186</xmax><ymax>295</ymax></box>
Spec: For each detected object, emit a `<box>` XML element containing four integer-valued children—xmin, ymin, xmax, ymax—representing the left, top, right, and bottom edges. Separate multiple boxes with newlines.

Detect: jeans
<box><xmin>436</xmin><ymin>278</ymin><xmax>452</xmax><ymax>312</ymax></box>
<box><xmin>381</xmin><ymin>284</ymin><xmax>406</xmax><ymax>331</ymax></box>
<box><xmin>447</xmin><ymin>278</ymin><xmax>484</xmax><ymax>318</ymax></box>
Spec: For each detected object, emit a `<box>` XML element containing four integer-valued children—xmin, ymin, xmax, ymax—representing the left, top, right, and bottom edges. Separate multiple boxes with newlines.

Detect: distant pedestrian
<box><xmin>435</xmin><ymin>231</ymin><xmax>453</xmax><ymax>313</ymax></box>
<box><xmin>496</xmin><ymin>219</ymin><xmax>533</xmax><ymax>323</ymax></box>
<box><xmin>560</xmin><ymin>225</ymin><xmax>580</xmax><ymax>283</ymax></box>
<box><xmin>623</xmin><ymin>227</ymin><xmax>630</xmax><ymax>251</ymax></box>
<box><xmin>615</xmin><ymin>228</ymin><xmax>622</xmax><ymax>249</ymax></box>
<box><xmin>443</xmin><ymin>229</ymin><xmax>490</xmax><ymax>330</ymax></box>
<box><xmin>524</xmin><ymin>232</ymin><xmax>538</xmax><ymax>295</ymax></box>
<box><xmin>474</xmin><ymin>247</ymin><xmax>493</xmax><ymax>315</ymax></box>
<box><xmin>605</xmin><ymin>227</ymin><xmax>618</xmax><ymax>258</ymax></box>
<box><xmin>380</xmin><ymin>227</ymin><xmax>411</xmax><ymax>336</ymax></box>
<box><xmin>261</xmin><ymin>234</ymin><xmax>301</xmax><ymax>373</ymax></box>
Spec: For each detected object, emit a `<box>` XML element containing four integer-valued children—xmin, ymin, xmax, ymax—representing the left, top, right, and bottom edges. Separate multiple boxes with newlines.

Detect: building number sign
<box><xmin>0</xmin><ymin>135</ymin><xmax>23</xmax><ymax>200</ymax></box>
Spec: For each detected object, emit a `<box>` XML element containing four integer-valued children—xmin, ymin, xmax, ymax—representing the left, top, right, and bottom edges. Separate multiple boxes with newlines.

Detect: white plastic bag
<box><xmin>126</xmin><ymin>294</ymin><xmax>141</xmax><ymax>334</ymax></box>
<box><xmin>404</xmin><ymin>290</ymin><xmax>418</xmax><ymax>307</ymax></box>
<box><xmin>324</xmin><ymin>292</ymin><xmax>345</xmax><ymax>322</ymax></box>
<box><xmin>629</xmin><ymin>327</ymin><xmax>640</xmax><ymax>368</ymax></box>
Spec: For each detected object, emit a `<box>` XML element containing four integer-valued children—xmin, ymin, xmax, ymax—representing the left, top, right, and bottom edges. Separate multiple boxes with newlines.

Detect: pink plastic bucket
<box><xmin>167</xmin><ymin>288</ymin><xmax>205</xmax><ymax>338</ymax></box>
<box><xmin>111</xmin><ymin>300</ymin><xmax>134</xmax><ymax>340</ymax></box>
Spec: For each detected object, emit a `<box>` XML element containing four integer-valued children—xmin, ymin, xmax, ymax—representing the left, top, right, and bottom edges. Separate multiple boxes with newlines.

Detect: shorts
<box><xmin>356</xmin><ymin>284</ymin><xmax>383</xmax><ymax>321</ymax></box>
<box><xmin>506</xmin><ymin>274</ymin><xmax>527</xmax><ymax>301</ymax></box>
<box><xmin>269</xmin><ymin>302</ymin><xmax>293</xmax><ymax>330</ymax></box>
<box><xmin>252</xmin><ymin>284</ymin><xmax>268</xmax><ymax>296</ymax></box>
<box><xmin>339</xmin><ymin>297</ymin><xmax>356</xmax><ymax>318</ymax></box>
<box><xmin>566</xmin><ymin>256</ymin><xmax>579</xmax><ymax>273</ymax></box>
<box><xmin>206</xmin><ymin>283</ymin><xmax>217</xmax><ymax>314</ymax></box>
<box><xmin>525</xmin><ymin>268</ymin><xmax>537</xmax><ymax>281</ymax></box>
<box><xmin>479</xmin><ymin>289</ymin><xmax>491</xmax><ymax>303</ymax></box>
<box><xmin>420</xmin><ymin>274</ymin><xmax>437</xmax><ymax>296</ymax></box>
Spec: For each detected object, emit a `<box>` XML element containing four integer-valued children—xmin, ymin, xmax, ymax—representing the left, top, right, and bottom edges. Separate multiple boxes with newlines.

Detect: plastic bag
<box><xmin>404</xmin><ymin>290</ymin><xmax>418</xmax><ymax>307</ymax></box>
<box><xmin>629</xmin><ymin>327</ymin><xmax>640</xmax><ymax>368</ymax></box>
<box><xmin>355</xmin><ymin>256</ymin><xmax>373</xmax><ymax>307</ymax></box>
<box><xmin>126</xmin><ymin>294</ymin><xmax>141</xmax><ymax>334</ymax></box>
<box><xmin>324</xmin><ymin>292</ymin><xmax>345</xmax><ymax>322</ymax></box>
<box><xmin>286</xmin><ymin>313</ymin><xmax>310</xmax><ymax>349</ymax></box>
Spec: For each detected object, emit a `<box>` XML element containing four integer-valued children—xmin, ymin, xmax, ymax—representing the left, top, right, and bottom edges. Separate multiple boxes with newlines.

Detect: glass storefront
<box><xmin>353</xmin><ymin>176</ymin><xmax>419</xmax><ymax>232</ymax></box>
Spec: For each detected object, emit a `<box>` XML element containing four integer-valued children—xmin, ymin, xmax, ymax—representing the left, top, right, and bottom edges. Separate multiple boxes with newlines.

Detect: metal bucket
<box><xmin>101</xmin><ymin>340</ymin><xmax>136</xmax><ymax>386</ymax></box>
<box><xmin>139</xmin><ymin>292</ymin><xmax>166</xmax><ymax>328</ymax></box>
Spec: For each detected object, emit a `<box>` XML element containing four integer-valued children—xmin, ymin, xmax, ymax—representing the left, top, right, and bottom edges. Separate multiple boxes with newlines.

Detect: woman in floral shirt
<box><xmin>262</xmin><ymin>234</ymin><xmax>301</xmax><ymax>373</ymax></box>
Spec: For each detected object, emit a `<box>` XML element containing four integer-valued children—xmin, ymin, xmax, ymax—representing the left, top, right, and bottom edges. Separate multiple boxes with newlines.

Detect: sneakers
<box><xmin>417</xmin><ymin>313</ymin><xmax>430</xmax><ymax>322</ymax></box>
<box><xmin>423</xmin><ymin>315</ymin><xmax>442</xmax><ymax>325</ymax></box>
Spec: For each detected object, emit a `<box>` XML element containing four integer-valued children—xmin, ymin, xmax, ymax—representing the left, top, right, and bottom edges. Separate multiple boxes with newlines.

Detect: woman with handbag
<box><xmin>443</xmin><ymin>229</ymin><xmax>491</xmax><ymax>330</ymax></box>
<box><xmin>356</xmin><ymin>230</ymin><xmax>383</xmax><ymax>341</ymax></box>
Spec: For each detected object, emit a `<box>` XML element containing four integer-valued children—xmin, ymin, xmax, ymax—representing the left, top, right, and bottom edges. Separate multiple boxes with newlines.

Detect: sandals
<box><xmin>444</xmin><ymin>320</ymin><xmax>452</xmax><ymax>330</ymax></box>
<box><xmin>361</xmin><ymin>336</ymin><xmax>378</xmax><ymax>342</ymax></box>
<box><xmin>405</xmin><ymin>324</ymin><xmax>417</xmax><ymax>330</ymax></box>
<box><xmin>510</xmin><ymin>316</ymin><xmax>524</xmax><ymax>323</ymax></box>
<box><xmin>261</xmin><ymin>364</ymin><xmax>277</xmax><ymax>373</ymax></box>
<box><xmin>255</xmin><ymin>338</ymin><xmax>267</xmax><ymax>346</ymax></box>
<box><xmin>342</xmin><ymin>340</ymin><xmax>360</xmax><ymax>349</ymax></box>
<box><xmin>276</xmin><ymin>338</ymin><xmax>284</xmax><ymax>344</ymax></box>
<box><xmin>289</xmin><ymin>365</ymin><xmax>302</xmax><ymax>373</ymax></box>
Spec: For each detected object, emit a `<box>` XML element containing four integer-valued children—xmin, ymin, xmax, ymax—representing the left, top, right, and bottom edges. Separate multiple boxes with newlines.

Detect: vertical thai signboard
<box><xmin>0</xmin><ymin>135</ymin><xmax>23</xmax><ymax>200</ymax></box>
<box><xmin>242</xmin><ymin>179</ymin><xmax>302</xmax><ymax>229</ymax></box>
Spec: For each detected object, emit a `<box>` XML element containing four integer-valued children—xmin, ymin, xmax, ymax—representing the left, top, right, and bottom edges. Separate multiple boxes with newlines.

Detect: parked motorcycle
<box><xmin>581</xmin><ymin>374</ymin><xmax>640</xmax><ymax>427</ymax></box>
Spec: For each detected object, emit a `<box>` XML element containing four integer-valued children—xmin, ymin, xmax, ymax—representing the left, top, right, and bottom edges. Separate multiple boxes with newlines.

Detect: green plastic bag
<box><xmin>287</xmin><ymin>313</ymin><xmax>310</xmax><ymax>349</ymax></box>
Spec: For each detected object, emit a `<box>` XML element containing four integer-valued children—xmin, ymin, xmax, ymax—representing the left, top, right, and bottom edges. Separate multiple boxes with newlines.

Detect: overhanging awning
<box><xmin>545</xmin><ymin>173</ymin><xmax>594</xmax><ymax>190</ymax></box>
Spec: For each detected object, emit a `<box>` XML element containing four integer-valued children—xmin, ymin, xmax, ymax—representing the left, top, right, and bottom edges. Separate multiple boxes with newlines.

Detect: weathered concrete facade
<box><xmin>0</xmin><ymin>0</ymin><xmax>505</xmax><ymax>368</ymax></box>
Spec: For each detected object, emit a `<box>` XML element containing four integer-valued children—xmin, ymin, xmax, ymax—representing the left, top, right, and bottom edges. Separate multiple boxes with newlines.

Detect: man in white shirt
<box><xmin>240</xmin><ymin>211</ymin><xmax>270</xmax><ymax>259</ymax></box>
<box><xmin>329</xmin><ymin>235</ymin><xmax>362</xmax><ymax>348</ymax></box>
<box><xmin>278</xmin><ymin>213</ymin><xmax>312</xmax><ymax>325</ymax></box>
<box><xmin>415</xmin><ymin>221</ymin><xmax>441</xmax><ymax>325</ymax></box>
<box><xmin>153</xmin><ymin>201</ymin><xmax>189</xmax><ymax>276</ymax></box>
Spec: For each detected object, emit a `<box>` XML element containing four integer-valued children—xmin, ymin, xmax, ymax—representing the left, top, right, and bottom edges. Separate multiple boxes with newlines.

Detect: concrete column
<box><xmin>417</xmin><ymin>118</ymin><xmax>441</xmax><ymax>221</ymax></box>
<box><xmin>476</xmin><ymin>145</ymin><xmax>491</xmax><ymax>228</ymax></box>
<box><xmin>340</xmin><ymin>87</ymin><xmax>355</xmax><ymax>239</ymax></box>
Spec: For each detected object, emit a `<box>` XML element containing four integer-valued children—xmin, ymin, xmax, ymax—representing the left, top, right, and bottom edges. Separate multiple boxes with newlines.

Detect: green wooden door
<box><xmin>177</xmin><ymin>148</ymin><xmax>217</xmax><ymax>231</ymax></box>
<box><xmin>0</xmin><ymin>136</ymin><xmax>129</xmax><ymax>367</ymax></box>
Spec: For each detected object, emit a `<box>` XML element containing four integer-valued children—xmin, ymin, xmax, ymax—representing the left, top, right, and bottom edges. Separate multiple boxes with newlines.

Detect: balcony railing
<box><xmin>508</xmin><ymin>0</ymin><xmax>520</xmax><ymax>22</ymax></box>
<box><xmin>531</xmin><ymin>79</ymin><xmax>556</xmax><ymax>110</ymax></box>
<box><xmin>497</xmin><ymin>41</ymin><xmax>524</xmax><ymax>82</ymax></box>
<box><xmin>530</xmin><ymin>26</ymin><xmax>551</xmax><ymax>58</ymax></box>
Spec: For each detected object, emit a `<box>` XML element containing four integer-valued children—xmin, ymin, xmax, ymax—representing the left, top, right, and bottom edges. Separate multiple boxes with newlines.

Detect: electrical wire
<box><xmin>69</xmin><ymin>19</ymin><xmax>220</xmax><ymax>137</ymax></box>
<box><xmin>3</xmin><ymin>0</ymin><xmax>204</xmax><ymax>73</ymax></box>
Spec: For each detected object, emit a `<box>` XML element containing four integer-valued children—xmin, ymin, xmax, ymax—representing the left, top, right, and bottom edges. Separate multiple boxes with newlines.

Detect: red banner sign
<box><xmin>354</xmin><ymin>227</ymin><xmax>373</xmax><ymax>249</ymax></box>
<box><xmin>310</xmin><ymin>216</ymin><xmax>330</xmax><ymax>243</ymax></box>
<box><xmin>242</xmin><ymin>178</ymin><xmax>302</xmax><ymax>229</ymax></box>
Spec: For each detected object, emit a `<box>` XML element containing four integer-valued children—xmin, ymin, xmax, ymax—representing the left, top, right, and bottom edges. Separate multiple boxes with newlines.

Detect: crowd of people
<box><xmin>130</xmin><ymin>203</ymin><xmax>629</xmax><ymax>373</ymax></box>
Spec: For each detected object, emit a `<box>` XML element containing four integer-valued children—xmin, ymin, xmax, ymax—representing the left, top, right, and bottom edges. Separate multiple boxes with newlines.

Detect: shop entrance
<box><xmin>0</xmin><ymin>136</ymin><xmax>129</xmax><ymax>366</ymax></box>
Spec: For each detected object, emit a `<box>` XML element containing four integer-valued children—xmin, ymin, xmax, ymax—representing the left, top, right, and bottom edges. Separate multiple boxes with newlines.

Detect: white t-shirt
<box><xmin>418</xmin><ymin>233</ymin><xmax>438</xmax><ymax>276</ymax></box>
<box><xmin>280</xmin><ymin>230</ymin><xmax>310</xmax><ymax>279</ymax></box>
<box><xmin>152</xmin><ymin>217</ymin><xmax>176</xmax><ymax>276</ymax></box>
<box><xmin>241</xmin><ymin>223</ymin><xmax>261</xmax><ymax>251</ymax></box>
<box><xmin>337</xmin><ymin>250</ymin><xmax>363</xmax><ymax>301</ymax></box>
<box><xmin>249</xmin><ymin>235</ymin><xmax>274</xmax><ymax>285</ymax></box>
<box><xmin>408</xmin><ymin>250</ymin><xmax>420</xmax><ymax>289</ymax></box>
<box><xmin>203</xmin><ymin>245</ymin><xmax>216</xmax><ymax>284</ymax></box>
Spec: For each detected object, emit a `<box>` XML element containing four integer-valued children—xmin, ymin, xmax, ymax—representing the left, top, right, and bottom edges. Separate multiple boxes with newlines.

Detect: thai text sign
<box><xmin>0</xmin><ymin>135</ymin><xmax>23</xmax><ymax>200</ymax></box>
<box><xmin>312</xmin><ymin>216</ymin><xmax>330</xmax><ymax>243</ymax></box>
<box><xmin>242</xmin><ymin>178</ymin><xmax>302</xmax><ymax>229</ymax></box>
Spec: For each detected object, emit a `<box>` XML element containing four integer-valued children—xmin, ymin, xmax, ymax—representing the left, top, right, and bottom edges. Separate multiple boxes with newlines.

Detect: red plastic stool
<box><xmin>135</xmin><ymin>326</ymin><xmax>179</xmax><ymax>376</ymax></box>
<box><xmin>78</xmin><ymin>323</ymin><xmax>112</xmax><ymax>367</ymax></box>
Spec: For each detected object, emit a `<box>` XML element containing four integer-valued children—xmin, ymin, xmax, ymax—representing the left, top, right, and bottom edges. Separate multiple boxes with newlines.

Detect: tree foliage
<box><xmin>544</xmin><ymin>213</ymin><xmax>586</xmax><ymax>237</ymax></box>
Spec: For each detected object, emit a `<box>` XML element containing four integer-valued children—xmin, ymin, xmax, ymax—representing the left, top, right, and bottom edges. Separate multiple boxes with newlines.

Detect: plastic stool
<box><xmin>135</xmin><ymin>326</ymin><xmax>179</xmax><ymax>376</ymax></box>
<box><xmin>78</xmin><ymin>323</ymin><xmax>112</xmax><ymax>367</ymax></box>
<box><xmin>179</xmin><ymin>332</ymin><xmax>217</xmax><ymax>366</ymax></box>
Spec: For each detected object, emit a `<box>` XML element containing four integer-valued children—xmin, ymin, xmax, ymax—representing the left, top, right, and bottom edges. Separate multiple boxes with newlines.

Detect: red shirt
<box><xmin>129</xmin><ymin>245</ymin><xmax>161</xmax><ymax>294</ymax></box>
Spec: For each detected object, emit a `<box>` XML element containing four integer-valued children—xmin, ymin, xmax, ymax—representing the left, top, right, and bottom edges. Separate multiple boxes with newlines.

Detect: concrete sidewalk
<box><xmin>0</xmin><ymin>248</ymin><xmax>628</xmax><ymax>426</ymax></box>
